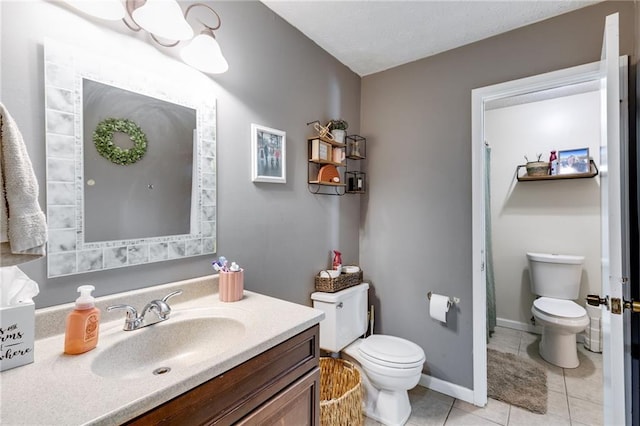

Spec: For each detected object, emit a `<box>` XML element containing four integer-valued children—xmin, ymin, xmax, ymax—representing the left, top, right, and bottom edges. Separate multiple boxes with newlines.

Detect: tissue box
<box><xmin>0</xmin><ymin>301</ymin><xmax>35</xmax><ymax>372</ymax></box>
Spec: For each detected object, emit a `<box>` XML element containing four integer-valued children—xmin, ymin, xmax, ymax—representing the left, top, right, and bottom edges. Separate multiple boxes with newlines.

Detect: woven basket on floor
<box><xmin>319</xmin><ymin>357</ymin><xmax>363</xmax><ymax>426</ymax></box>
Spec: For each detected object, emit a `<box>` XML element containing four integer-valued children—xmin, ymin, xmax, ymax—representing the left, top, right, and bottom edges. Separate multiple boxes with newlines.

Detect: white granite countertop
<box><xmin>0</xmin><ymin>275</ymin><xmax>323</xmax><ymax>425</ymax></box>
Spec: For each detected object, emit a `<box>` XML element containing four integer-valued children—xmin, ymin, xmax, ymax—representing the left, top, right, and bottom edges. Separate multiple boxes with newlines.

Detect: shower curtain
<box><xmin>485</xmin><ymin>145</ymin><xmax>496</xmax><ymax>341</ymax></box>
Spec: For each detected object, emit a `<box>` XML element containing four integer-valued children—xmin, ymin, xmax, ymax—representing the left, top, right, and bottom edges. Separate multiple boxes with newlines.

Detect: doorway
<box><xmin>471</xmin><ymin>59</ymin><xmax>603</xmax><ymax>406</ymax></box>
<box><xmin>484</xmin><ymin>84</ymin><xmax>603</xmax><ymax>336</ymax></box>
<box><xmin>471</xmin><ymin>55</ymin><xmax>630</xmax><ymax>423</ymax></box>
<box><xmin>484</xmin><ymin>83</ymin><xmax>605</xmax><ymax>423</ymax></box>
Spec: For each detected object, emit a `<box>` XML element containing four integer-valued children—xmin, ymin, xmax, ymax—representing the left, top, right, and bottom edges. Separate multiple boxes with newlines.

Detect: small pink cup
<box><xmin>219</xmin><ymin>269</ymin><xmax>244</xmax><ymax>302</ymax></box>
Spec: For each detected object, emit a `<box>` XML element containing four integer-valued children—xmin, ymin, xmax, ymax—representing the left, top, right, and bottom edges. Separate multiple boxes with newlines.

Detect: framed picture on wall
<box><xmin>251</xmin><ymin>124</ymin><xmax>286</xmax><ymax>183</ymax></box>
<box><xmin>558</xmin><ymin>147</ymin><xmax>590</xmax><ymax>175</ymax></box>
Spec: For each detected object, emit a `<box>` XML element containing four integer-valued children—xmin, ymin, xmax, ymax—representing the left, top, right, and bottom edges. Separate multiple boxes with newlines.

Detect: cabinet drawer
<box><xmin>238</xmin><ymin>367</ymin><xmax>319</xmax><ymax>426</ymax></box>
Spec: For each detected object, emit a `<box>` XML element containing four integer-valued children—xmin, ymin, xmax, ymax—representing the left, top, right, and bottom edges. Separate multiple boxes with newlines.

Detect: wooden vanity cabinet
<box><xmin>126</xmin><ymin>325</ymin><xmax>320</xmax><ymax>426</ymax></box>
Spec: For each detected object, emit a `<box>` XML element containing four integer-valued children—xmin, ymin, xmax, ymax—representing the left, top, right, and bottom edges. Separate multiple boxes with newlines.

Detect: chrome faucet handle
<box><xmin>142</xmin><ymin>300</ymin><xmax>171</xmax><ymax>320</ymax></box>
<box><xmin>107</xmin><ymin>304</ymin><xmax>137</xmax><ymax>319</ymax></box>
<box><xmin>107</xmin><ymin>304</ymin><xmax>142</xmax><ymax>331</ymax></box>
<box><xmin>141</xmin><ymin>290</ymin><xmax>182</xmax><ymax>322</ymax></box>
<box><xmin>161</xmin><ymin>290</ymin><xmax>183</xmax><ymax>304</ymax></box>
<box><xmin>156</xmin><ymin>290</ymin><xmax>183</xmax><ymax>319</ymax></box>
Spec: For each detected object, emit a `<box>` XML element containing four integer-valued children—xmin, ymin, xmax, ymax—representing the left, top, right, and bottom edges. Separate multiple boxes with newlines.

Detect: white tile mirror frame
<box><xmin>44</xmin><ymin>39</ymin><xmax>217</xmax><ymax>278</ymax></box>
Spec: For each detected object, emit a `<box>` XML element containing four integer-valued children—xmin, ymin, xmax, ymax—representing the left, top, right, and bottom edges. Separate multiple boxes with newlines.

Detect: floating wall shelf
<box><xmin>306</xmin><ymin>133</ymin><xmax>367</xmax><ymax>195</ymax></box>
<box><xmin>516</xmin><ymin>159</ymin><xmax>599</xmax><ymax>182</ymax></box>
<box><xmin>307</xmin><ymin>136</ymin><xmax>346</xmax><ymax>195</ymax></box>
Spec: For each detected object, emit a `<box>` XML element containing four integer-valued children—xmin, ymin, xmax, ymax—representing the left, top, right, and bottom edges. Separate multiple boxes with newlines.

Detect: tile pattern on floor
<box><xmin>365</xmin><ymin>326</ymin><xmax>603</xmax><ymax>426</ymax></box>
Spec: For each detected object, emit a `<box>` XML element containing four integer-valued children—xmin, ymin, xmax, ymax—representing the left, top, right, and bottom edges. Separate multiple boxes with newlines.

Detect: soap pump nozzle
<box><xmin>75</xmin><ymin>285</ymin><xmax>96</xmax><ymax>310</ymax></box>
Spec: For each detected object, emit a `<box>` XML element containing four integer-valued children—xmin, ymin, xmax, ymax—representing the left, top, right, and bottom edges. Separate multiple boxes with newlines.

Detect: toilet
<box><xmin>311</xmin><ymin>283</ymin><xmax>425</xmax><ymax>426</ymax></box>
<box><xmin>527</xmin><ymin>252</ymin><xmax>590</xmax><ymax>368</ymax></box>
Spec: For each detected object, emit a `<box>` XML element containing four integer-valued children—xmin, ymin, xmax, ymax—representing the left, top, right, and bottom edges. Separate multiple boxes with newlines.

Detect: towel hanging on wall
<box><xmin>0</xmin><ymin>103</ymin><xmax>47</xmax><ymax>266</ymax></box>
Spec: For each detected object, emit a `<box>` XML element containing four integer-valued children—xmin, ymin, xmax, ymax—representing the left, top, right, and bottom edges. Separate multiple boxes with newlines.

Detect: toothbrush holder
<box><xmin>219</xmin><ymin>269</ymin><xmax>244</xmax><ymax>302</ymax></box>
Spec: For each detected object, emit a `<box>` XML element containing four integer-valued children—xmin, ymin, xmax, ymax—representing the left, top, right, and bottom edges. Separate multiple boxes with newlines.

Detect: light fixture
<box><xmin>180</xmin><ymin>29</ymin><xmax>229</xmax><ymax>74</ymax></box>
<box><xmin>65</xmin><ymin>0</ymin><xmax>126</xmax><ymax>20</ymax></box>
<box><xmin>65</xmin><ymin>0</ymin><xmax>229</xmax><ymax>74</ymax></box>
<box><xmin>130</xmin><ymin>0</ymin><xmax>193</xmax><ymax>41</ymax></box>
<box><xmin>179</xmin><ymin>4</ymin><xmax>228</xmax><ymax>75</ymax></box>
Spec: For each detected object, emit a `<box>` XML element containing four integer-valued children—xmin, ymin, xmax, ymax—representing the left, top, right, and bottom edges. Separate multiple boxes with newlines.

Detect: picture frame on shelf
<box><xmin>558</xmin><ymin>147</ymin><xmax>590</xmax><ymax>175</ymax></box>
<box><xmin>251</xmin><ymin>123</ymin><xmax>286</xmax><ymax>183</ymax></box>
<box><xmin>310</xmin><ymin>138</ymin><xmax>331</xmax><ymax>162</ymax></box>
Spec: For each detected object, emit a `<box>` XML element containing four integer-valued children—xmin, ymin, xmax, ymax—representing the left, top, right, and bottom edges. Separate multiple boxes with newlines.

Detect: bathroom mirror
<box><xmin>44</xmin><ymin>39</ymin><xmax>216</xmax><ymax>277</ymax></box>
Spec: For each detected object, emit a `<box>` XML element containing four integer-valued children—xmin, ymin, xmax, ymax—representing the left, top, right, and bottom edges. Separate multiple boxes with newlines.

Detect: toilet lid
<box><xmin>358</xmin><ymin>335</ymin><xmax>425</xmax><ymax>368</ymax></box>
<box><xmin>533</xmin><ymin>297</ymin><xmax>587</xmax><ymax>318</ymax></box>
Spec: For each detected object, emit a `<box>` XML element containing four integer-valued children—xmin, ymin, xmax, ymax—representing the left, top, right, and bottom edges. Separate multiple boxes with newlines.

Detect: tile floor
<box><xmin>365</xmin><ymin>326</ymin><xmax>603</xmax><ymax>426</ymax></box>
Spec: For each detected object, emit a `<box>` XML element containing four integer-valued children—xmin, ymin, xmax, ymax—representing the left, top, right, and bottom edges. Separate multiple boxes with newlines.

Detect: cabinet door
<box><xmin>237</xmin><ymin>368</ymin><xmax>319</xmax><ymax>426</ymax></box>
<box><xmin>125</xmin><ymin>325</ymin><xmax>319</xmax><ymax>426</ymax></box>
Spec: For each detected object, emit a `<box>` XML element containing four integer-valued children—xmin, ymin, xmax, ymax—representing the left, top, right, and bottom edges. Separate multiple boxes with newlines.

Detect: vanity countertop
<box><xmin>0</xmin><ymin>275</ymin><xmax>324</xmax><ymax>425</ymax></box>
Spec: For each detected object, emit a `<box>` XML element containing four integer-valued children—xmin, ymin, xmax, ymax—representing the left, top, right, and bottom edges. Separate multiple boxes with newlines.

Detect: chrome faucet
<box><xmin>107</xmin><ymin>290</ymin><xmax>183</xmax><ymax>331</ymax></box>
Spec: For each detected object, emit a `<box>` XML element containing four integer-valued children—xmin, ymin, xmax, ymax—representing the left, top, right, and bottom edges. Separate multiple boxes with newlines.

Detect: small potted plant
<box><xmin>327</xmin><ymin>119</ymin><xmax>348</xmax><ymax>143</ymax></box>
<box><xmin>525</xmin><ymin>153</ymin><xmax>550</xmax><ymax>176</ymax></box>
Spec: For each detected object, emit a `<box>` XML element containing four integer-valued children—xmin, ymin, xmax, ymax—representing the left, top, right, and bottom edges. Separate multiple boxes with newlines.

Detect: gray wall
<box><xmin>360</xmin><ymin>1</ymin><xmax>637</xmax><ymax>389</ymax></box>
<box><xmin>2</xmin><ymin>0</ymin><xmax>637</xmax><ymax>394</ymax></box>
<box><xmin>1</xmin><ymin>0</ymin><xmax>361</xmax><ymax>308</ymax></box>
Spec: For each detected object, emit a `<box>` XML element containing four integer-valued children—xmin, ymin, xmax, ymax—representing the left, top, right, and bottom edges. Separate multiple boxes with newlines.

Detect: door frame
<box><xmin>471</xmin><ymin>61</ymin><xmax>604</xmax><ymax>407</ymax></box>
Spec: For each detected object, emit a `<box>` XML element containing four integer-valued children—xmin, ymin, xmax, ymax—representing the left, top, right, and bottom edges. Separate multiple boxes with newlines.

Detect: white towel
<box><xmin>0</xmin><ymin>103</ymin><xmax>47</xmax><ymax>266</ymax></box>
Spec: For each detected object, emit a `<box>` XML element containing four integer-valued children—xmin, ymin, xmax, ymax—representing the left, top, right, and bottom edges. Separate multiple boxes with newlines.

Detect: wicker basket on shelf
<box><xmin>319</xmin><ymin>357</ymin><xmax>363</xmax><ymax>426</ymax></box>
<box><xmin>315</xmin><ymin>270</ymin><xmax>363</xmax><ymax>293</ymax></box>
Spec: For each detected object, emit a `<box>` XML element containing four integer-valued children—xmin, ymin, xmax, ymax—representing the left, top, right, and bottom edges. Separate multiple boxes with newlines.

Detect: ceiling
<box><xmin>261</xmin><ymin>0</ymin><xmax>600</xmax><ymax>76</ymax></box>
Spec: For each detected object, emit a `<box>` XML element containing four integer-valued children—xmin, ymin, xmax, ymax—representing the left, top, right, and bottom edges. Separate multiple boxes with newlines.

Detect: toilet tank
<box><xmin>311</xmin><ymin>283</ymin><xmax>369</xmax><ymax>352</ymax></box>
<box><xmin>526</xmin><ymin>252</ymin><xmax>584</xmax><ymax>299</ymax></box>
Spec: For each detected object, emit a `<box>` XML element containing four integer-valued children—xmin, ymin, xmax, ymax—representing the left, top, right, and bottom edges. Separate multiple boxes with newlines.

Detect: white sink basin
<box><xmin>91</xmin><ymin>313</ymin><xmax>247</xmax><ymax>380</ymax></box>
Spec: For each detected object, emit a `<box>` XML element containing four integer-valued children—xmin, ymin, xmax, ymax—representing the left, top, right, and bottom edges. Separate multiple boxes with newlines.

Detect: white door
<box><xmin>597</xmin><ymin>12</ymin><xmax>630</xmax><ymax>425</ymax></box>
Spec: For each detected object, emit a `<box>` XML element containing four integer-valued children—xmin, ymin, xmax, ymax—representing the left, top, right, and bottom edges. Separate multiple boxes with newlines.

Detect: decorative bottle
<box><xmin>549</xmin><ymin>150</ymin><xmax>558</xmax><ymax>175</ymax></box>
<box><xmin>332</xmin><ymin>250</ymin><xmax>342</xmax><ymax>273</ymax></box>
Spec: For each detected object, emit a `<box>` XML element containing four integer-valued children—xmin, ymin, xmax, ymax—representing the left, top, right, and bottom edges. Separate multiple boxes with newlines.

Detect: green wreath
<box><xmin>93</xmin><ymin>118</ymin><xmax>147</xmax><ymax>166</ymax></box>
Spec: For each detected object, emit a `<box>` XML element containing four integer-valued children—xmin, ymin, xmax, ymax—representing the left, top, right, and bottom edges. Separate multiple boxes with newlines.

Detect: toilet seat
<box><xmin>533</xmin><ymin>297</ymin><xmax>587</xmax><ymax>318</ymax></box>
<box><xmin>358</xmin><ymin>335</ymin><xmax>425</xmax><ymax>369</ymax></box>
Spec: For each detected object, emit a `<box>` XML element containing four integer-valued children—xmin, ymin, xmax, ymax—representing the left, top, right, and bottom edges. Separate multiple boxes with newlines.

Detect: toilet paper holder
<box><xmin>427</xmin><ymin>292</ymin><xmax>460</xmax><ymax>308</ymax></box>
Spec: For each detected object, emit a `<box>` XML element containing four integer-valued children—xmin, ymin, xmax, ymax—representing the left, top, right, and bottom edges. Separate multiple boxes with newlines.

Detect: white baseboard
<box><xmin>418</xmin><ymin>374</ymin><xmax>477</xmax><ymax>405</ymax></box>
<box><xmin>496</xmin><ymin>317</ymin><xmax>541</xmax><ymax>334</ymax></box>
<box><xmin>496</xmin><ymin>317</ymin><xmax>586</xmax><ymax>343</ymax></box>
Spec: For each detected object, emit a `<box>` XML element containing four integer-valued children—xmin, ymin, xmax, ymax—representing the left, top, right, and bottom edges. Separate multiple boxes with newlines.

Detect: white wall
<box><xmin>485</xmin><ymin>90</ymin><xmax>602</xmax><ymax>327</ymax></box>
